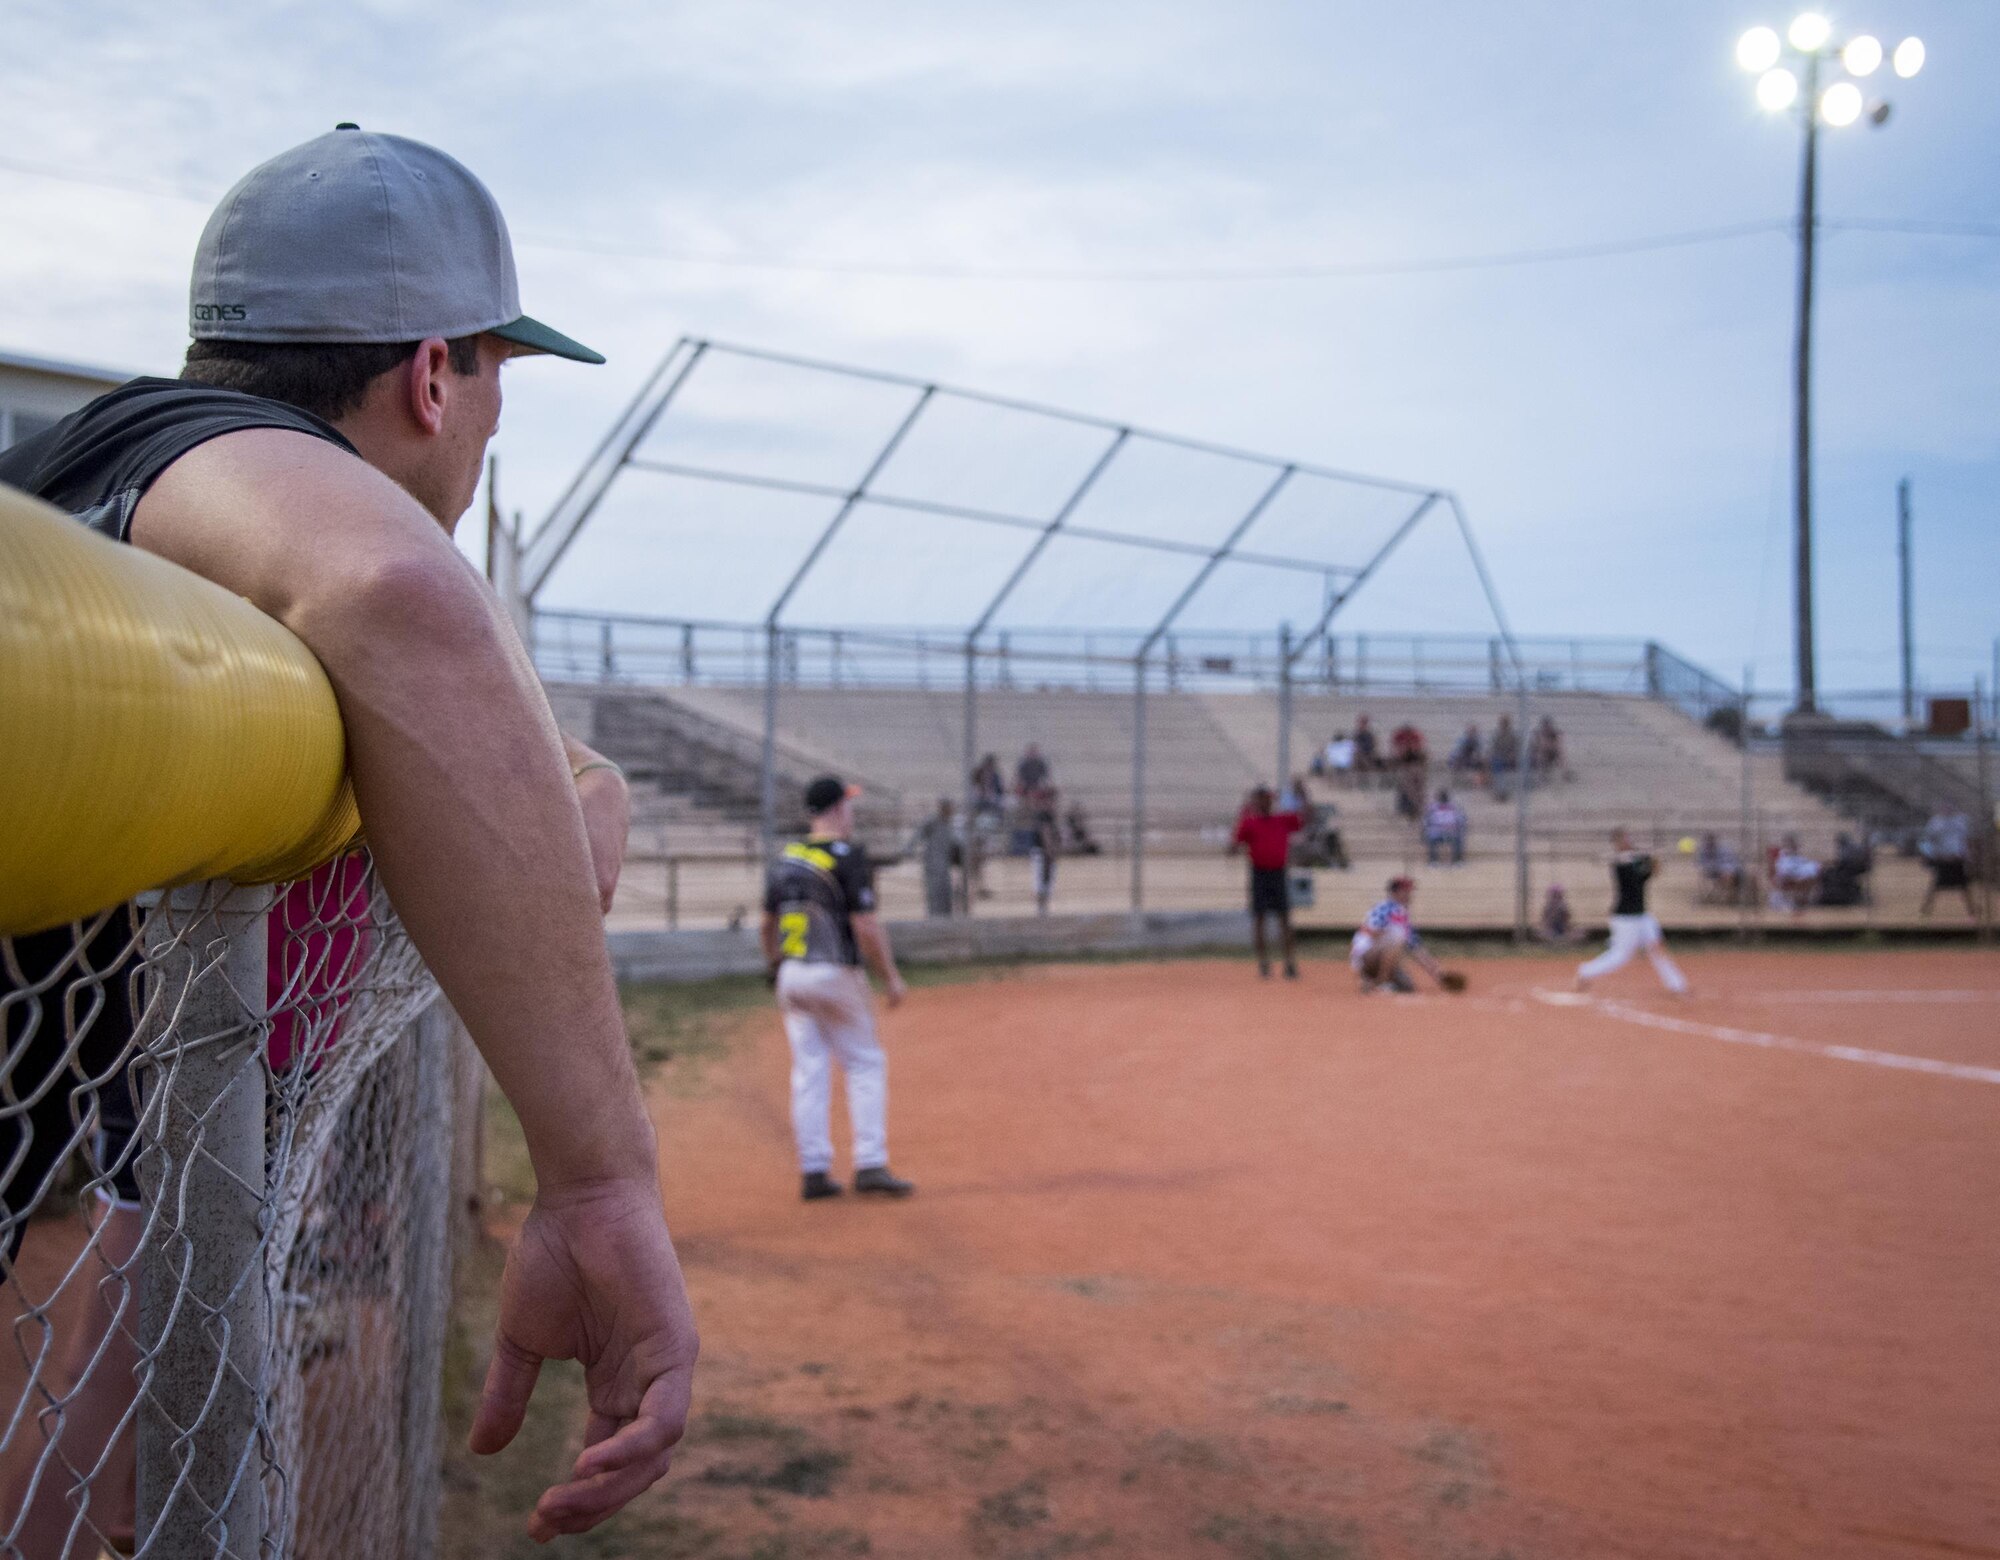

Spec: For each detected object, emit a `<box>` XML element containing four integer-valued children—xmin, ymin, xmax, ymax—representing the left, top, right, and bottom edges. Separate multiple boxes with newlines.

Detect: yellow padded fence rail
<box><xmin>0</xmin><ymin>484</ymin><xmax>360</xmax><ymax>935</ymax></box>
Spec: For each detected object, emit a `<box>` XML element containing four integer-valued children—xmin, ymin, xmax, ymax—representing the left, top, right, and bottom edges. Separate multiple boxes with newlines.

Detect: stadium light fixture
<box><xmin>1757</xmin><ymin>67</ymin><xmax>1801</xmax><ymax>110</ymax></box>
<box><xmin>1733</xmin><ymin>14</ymin><xmax>1930</xmax><ymax>712</ymax></box>
<box><xmin>1820</xmin><ymin>81</ymin><xmax>1864</xmax><ymax>126</ymax></box>
<box><xmin>1738</xmin><ymin>25</ymin><xmax>1783</xmax><ymax>72</ymax></box>
<box><xmin>1841</xmin><ymin>34</ymin><xmax>1883</xmax><ymax>76</ymax></box>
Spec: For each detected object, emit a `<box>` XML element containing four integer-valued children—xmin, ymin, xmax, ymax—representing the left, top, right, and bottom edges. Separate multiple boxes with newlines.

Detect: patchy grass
<box><xmin>973</xmin><ymin>1477</ymin><xmax>1051</xmax><ymax>1532</ymax></box>
<box><xmin>1196</xmin><ymin>1511</ymin><xmax>1362</xmax><ymax>1560</ymax></box>
<box><xmin>699</xmin><ymin>1448</ymin><xmax>849</xmax><ymax>1499</ymax></box>
<box><xmin>622</xmin><ymin>975</ymin><xmax>782</xmax><ymax>1087</ymax></box>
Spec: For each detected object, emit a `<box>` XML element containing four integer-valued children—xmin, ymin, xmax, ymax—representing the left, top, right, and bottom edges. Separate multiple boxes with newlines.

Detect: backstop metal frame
<box><xmin>520</xmin><ymin>338</ymin><xmax>1527</xmax><ymax>922</ymax></box>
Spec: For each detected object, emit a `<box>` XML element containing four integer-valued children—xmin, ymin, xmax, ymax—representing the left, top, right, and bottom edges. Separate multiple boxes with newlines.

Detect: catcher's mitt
<box><xmin>1439</xmin><ymin>970</ymin><xmax>1469</xmax><ymax>993</ymax></box>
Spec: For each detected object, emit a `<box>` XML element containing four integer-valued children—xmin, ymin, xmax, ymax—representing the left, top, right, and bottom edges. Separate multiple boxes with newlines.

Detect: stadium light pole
<box><xmin>1736</xmin><ymin>15</ymin><xmax>1924</xmax><ymax>715</ymax></box>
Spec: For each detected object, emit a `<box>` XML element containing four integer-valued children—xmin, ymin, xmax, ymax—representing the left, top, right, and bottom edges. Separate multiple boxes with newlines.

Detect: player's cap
<box><xmin>804</xmin><ymin>775</ymin><xmax>861</xmax><ymax>814</ymax></box>
<box><xmin>1387</xmin><ymin>875</ymin><xmax>1415</xmax><ymax>894</ymax></box>
<box><xmin>189</xmin><ymin>124</ymin><xmax>603</xmax><ymax>364</ymax></box>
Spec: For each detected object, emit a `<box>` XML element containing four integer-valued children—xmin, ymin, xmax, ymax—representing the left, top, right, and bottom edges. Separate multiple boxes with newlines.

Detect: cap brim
<box><xmin>489</xmin><ymin>315</ymin><xmax>604</xmax><ymax>364</ymax></box>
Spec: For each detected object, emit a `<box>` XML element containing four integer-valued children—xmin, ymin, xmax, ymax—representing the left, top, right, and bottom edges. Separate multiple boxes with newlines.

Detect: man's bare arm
<box><xmin>851</xmin><ymin>911</ymin><xmax>906</xmax><ymax>1007</ymax></box>
<box><xmin>562</xmin><ymin>733</ymin><xmax>631</xmax><ymax>915</ymax></box>
<box><xmin>136</xmin><ymin>430</ymin><xmax>644</xmax><ymax>1181</ymax></box>
<box><xmin>759</xmin><ymin>912</ymin><xmax>781</xmax><ymax>971</ymax></box>
<box><xmin>132</xmin><ymin>428</ymin><xmax>692</xmax><ymax>1538</ymax></box>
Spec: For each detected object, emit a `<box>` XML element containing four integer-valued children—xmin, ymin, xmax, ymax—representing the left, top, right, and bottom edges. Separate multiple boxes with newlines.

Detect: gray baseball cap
<box><xmin>189</xmin><ymin>124</ymin><xmax>602</xmax><ymax>364</ymax></box>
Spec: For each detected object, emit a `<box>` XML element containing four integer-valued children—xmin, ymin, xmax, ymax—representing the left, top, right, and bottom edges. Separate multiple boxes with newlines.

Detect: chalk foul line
<box><xmin>1530</xmin><ymin>991</ymin><xmax>2000</xmax><ymax>1087</ymax></box>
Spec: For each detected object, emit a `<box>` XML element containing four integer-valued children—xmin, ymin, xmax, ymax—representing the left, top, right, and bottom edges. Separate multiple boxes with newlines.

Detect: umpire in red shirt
<box><xmin>1229</xmin><ymin>786</ymin><xmax>1304</xmax><ymax>979</ymax></box>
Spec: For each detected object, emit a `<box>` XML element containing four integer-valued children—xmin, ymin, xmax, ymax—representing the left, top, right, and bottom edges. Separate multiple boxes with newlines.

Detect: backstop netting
<box><xmin>0</xmin><ymin>858</ymin><xmax>468</xmax><ymax>1559</ymax></box>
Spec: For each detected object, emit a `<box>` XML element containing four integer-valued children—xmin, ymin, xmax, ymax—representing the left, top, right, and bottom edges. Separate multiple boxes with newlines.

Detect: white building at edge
<box><xmin>0</xmin><ymin>347</ymin><xmax>132</xmax><ymax>450</ymax></box>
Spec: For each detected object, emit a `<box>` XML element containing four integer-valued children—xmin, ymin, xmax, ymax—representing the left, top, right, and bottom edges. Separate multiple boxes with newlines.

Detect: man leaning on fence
<box><xmin>0</xmin><ymin>126</ymin><xmax>696</xmax><ymax>1543</ymax></box>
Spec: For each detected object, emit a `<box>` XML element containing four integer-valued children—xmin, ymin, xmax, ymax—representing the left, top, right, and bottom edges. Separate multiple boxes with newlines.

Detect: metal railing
<box><xmin>533</xmin><ymin>609</ymin><xmax>1693</xmax><ymax>699</ymax></box>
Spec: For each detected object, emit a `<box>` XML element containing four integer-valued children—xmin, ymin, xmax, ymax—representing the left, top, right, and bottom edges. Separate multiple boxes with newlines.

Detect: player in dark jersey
<box><xmin>761</xmin><ymin>777</ymin><xmax>915</xmax><ymax>1201</ymax></box>
<box><xmin>1575</xmin><ymin>827</ymin><xmax>1689</xmax><ymax>994</ymax></box>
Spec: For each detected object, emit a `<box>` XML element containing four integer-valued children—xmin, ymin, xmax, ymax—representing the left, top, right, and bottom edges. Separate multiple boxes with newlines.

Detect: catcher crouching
<box><xmin>1350</xmin><ymin>876</ymin><xmax>1466</xmax><ymax>994</ymax></box>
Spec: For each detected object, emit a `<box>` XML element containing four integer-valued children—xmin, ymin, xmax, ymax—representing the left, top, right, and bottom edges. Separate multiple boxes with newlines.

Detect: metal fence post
<box><xmin>1276</xmin><ymin>623</ymin><xmax>1294</xmax><ymax>787</ymax></box>
<box><xmin>759</xmin><ymin>623</ymin><xmax>781</xmax><ymax>861</ymax></box>
<box><xmin>1740</xmin><ymin>667</ymin><xmax>1755</xmax><ymax>940</ymax></box>
<box><xmin>398</xmin><ymin>998</ymin><xmax>456</xmax><ymax>1560</ymax></box>
<box><xmin>136</xmin><ymin>881</ymin><xmax>273</xmax><ymax>1560</ymax></box>
<box><xmin>1131</xmin><ymin>657</ymin><xmax>1148</xmax><ymax>913</ymax></box>
<box><xmin>599</xmin><ymin>618</ymin><xmax>615</xmax><ymax>681</ymax></box>
<box><xmin>1977</xmin><ymin>677</ymin><xmax>1994</xmax><ymax>944</ymax></box>
<box><xmin>961</xmin><ymin>643</ymin><xmax>979</xmax><ymax>916</ymax></box>
<box><xmin>1514</xmin><ymin>681</ymin><xmax>1530</xmax><ymax>942</ymax></box>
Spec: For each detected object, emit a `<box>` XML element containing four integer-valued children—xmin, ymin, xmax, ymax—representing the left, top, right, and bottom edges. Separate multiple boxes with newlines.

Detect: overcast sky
<box><xmin>5</xmin><ymin>0</ymin><xmax>1994</xmax><ymax>700</ymax></box>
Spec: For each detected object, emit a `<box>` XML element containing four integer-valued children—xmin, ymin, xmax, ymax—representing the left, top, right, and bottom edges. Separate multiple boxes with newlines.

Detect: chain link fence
<box><xmin>0</xmin><ymin>858</ymin><xmax>473</xmax><ymax>1559</ymax></box>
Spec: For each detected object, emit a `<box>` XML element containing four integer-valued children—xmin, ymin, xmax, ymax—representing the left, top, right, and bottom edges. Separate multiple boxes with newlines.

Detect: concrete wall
<box><xmin>608</xmin><ymin>908</ymin><xmax>1255</xmax><ymax>983</ymax></box>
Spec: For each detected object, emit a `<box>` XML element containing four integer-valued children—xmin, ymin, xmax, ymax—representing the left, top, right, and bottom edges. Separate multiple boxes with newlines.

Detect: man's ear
<box><xmin>401</xmin><ymin>337</ymin><xmax>454</xmax><ymax>437</ymax></box>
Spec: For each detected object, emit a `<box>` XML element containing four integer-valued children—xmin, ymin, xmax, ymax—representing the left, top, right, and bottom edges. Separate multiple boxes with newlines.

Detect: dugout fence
<box><xmin>0</xmin><ymin>487</ymin><xmax>476</xmax><ymax>1559</ymax></box>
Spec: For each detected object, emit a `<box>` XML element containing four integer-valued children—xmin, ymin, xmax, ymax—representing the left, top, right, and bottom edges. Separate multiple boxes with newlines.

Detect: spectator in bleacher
<box><xmin>1696</xmin><ymin>832</ymin><xmax>1745</xmax><ymax>903</ymax></box>
<box><xmin>1015</xmin><ymin>743</ymin><xmax>1052</xmax><ymax>798</ymax></box>
<box><xmin>1318</xmin><ymin>731</ymin><xmax>1357</xmax><ymax>783</ymax></box>
<box><xmin>1393</xmin><ymin>755</ymin><xmax>1426</xmax><ymax>821</ymax></box>
<box><xmin>1769</xmin><ymin>835</ymin><xmax>1820</xmax><ymax>913</ymax></box>
<box><xmin>912</xmin><ymin>798</ymin><xmax>959</xmax><ymax>918</ymax></box>
<box><xmin>970</xmin><ymin>754</ymin><xmax>1005</xmax><ymax>821</ymax></box>
<box><xmin>966</xmin><ymin>755</ymin><xmax>1005</xmax><ymax>901</ymax></box>
<box><xmin>1390</xmin><ymin>721</ymin><xmax>1427</xmax><ymax>767</ymax></box>
<box><xmin>1422</xmin><ymin>789</ymin><xmax>1467</xmax><ymax>866</ymax></box>
<box><xmin>1229</xmin><ymin>787</ymin><xmax>1303</xmax><ymax>979</ymax></box>
<box><xmin>1817</xmin><ymin>833</ymin><xmax>1873</xmax><ymax>908</ymax></box>
<box><xmin>1447</xmin><ymin>723</ymin><xmax>1486</xmax><ymax>786</ymax></box>
<box><xmin>1029</xmin><ymin>796</ymin><xmax>1061</xmax><ymax>916</ymax></box>
<box><xmin>1351</xmin><ymin>715</ymin><xmax>1381</xmax><ymax>782</ymax></box>
<box><xmin>1919</xmin><ymin>806</ymin><xmax>1976</xmax><ymax>918</ymax></box>
<box><xmin>1535</xmin><ymin>883</ymin><xmax>1583</xmax><ymax>944</ymax></box>
<box><xmin>1530</xmin><ymin>715</ymin><xmax>1568</xmax><ymax>782</ymax></box>
<box><xmin>1488</xmin><ymin>714</ymin><xmax>1521</xmax><ymax>801</ymax></box>
<box><xmin>1285</xmin><ymin>774</ymin><xmax>1350</xmax><ymax>870</ymax></box>
<box><xmin>1063</xmin><ymin>801</ymin><xmax>1102</xmax><ymax>856</ymax></box>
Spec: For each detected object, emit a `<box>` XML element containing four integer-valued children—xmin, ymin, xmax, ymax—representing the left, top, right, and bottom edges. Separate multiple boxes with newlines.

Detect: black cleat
<box><xmin>801</xmin><ymin>1171</ymin><xmax>844</xmax><ymax>1201</ymax></box>
<box><xmin>852</xmin><ymin>1166</ymin><xmax>915</xmax><ymax>1198</ymax></box>
<box><xmin>1283</xmin><ymin>963</ymin><xmax>1299</xmax><ymax>980</ymax></box>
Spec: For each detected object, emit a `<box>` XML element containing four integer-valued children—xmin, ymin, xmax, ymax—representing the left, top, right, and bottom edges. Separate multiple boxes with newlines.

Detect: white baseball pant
<box><xmin>1577</xmin><ymin>913</ymin><xmax>1687</xmax><ymax>993</ymax></box>
<box><xmin>776</xmin><ymin>962</ymin><xmax>888</xmax><ymax>1174</ymax></box>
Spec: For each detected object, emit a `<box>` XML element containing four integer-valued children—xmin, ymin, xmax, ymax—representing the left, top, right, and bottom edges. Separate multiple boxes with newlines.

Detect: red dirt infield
<box><xmin>649</xmin><ymin>949</ymin><xmax>1999</xmax><ymax>1560</ymax></box>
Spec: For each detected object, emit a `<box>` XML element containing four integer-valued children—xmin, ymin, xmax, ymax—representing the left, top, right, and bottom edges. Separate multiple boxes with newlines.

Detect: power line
<box><xmin>515</xmin><ymin>219</ymin><xmax>1792</xmax><ymax>280</ymax></box>
<box><xmin>1823</xmin><ymin>217</ymin><xmax>2000</xmax><ymax>239</ymax></box>
<box><xmin>0</xmin><ymin>151</ymin><xmax>1990</xmax><ymax>283</ymax></box>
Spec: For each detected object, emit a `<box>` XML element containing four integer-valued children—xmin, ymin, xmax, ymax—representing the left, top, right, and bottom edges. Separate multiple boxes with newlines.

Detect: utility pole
<box><xmin>1739</xmin><ymin>17</ymin><xmax>1927</xmax><ymax>712</ymax></box>
<box><xmin>1792</xmin><ymin>46</ymin><xmax>1821</xmax><ymax>714</ymax></box>
<box><xmin>1897</xmin><ymin>478</ymin><xmax>1914</xmax><ymax>726</ymax></box>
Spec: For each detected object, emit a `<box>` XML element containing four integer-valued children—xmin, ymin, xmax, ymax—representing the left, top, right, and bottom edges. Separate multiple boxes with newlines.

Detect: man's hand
<box><xmin>883</xmin><ymin>973</ymin><xmax>908</xmax><ymax>1009</ymax></box>
<box><xmin>575</xmin><ymin>767</ymin><xmax>631</xmax><ymax>915</ymax></box>
<box><xmin>470</xmin><ymin>1175</ymin><xmax>699</xmax><ymax>1542</ymax></box>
